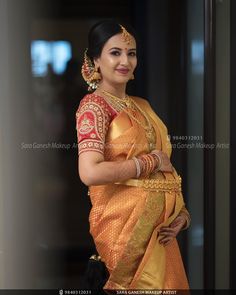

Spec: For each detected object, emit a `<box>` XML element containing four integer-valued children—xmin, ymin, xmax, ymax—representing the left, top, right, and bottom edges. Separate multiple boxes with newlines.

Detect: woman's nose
<box><xmin>120</xmin><ymin>53</ymin><xmax>129</xmax><ymax>65</ymax></box>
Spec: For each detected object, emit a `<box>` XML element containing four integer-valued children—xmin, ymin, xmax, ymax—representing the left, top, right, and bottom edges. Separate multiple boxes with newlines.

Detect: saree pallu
<box><xmin>88</xmin><ymin>97</ymin><xmax>190</xmax><ymax>291</ymax></box>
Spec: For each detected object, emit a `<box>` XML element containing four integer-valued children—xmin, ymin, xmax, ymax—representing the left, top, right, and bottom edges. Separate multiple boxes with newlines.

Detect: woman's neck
<box><xmin>96</xmin><ymin>81</ymin><xmax>127</xmax><ymax>99</ymax></box>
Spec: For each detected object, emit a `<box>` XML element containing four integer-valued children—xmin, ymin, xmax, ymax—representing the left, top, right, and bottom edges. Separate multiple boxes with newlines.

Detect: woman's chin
<box><xmin>114</xmin><ymin>76</ymin><xmax>131</xmax><ymax>84</ymax></box>
<box><xmin>103</xmin><ymin>75</ymin><xmax>132</xmax><ymax>86</ymax></box>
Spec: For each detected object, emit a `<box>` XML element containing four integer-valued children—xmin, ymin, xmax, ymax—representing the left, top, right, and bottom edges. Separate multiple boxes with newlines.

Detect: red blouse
<box><xmin>76</xmin><ymin>93</ymin><xmax>118</xmax><ymax>155</ymax></box>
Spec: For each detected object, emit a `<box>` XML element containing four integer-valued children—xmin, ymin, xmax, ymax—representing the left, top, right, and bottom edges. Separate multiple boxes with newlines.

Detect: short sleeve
<box><xmin>75</xmin><ymin>94</ymin><xmax>117</xmax><ymax>155</ymax></box>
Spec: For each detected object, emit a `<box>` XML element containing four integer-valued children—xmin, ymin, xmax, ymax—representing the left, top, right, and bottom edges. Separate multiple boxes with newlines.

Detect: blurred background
<box><xmin>0</xmin><ymin>0</ymin><xmax>233</xmax><ymax>291</ymax></box>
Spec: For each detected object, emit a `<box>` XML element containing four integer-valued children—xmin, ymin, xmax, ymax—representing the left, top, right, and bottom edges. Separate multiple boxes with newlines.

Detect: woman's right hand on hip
<box><xmin>151</xmin><ymin>150</ymin><xmax>173</xmax><ymax>173</ymax></box>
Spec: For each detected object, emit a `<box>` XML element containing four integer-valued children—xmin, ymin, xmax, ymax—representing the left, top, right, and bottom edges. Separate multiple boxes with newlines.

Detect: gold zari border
<box><xmin>114</xmin><ymin>175</ymin><xmax>182</xmax><ymax>192</ymax></box>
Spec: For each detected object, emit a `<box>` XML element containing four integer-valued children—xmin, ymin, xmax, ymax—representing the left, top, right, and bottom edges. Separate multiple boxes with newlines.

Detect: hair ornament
<box><xmin>119</xmin><ymin>24</ymin><xmax>133</xmax><ymax>45</ymax></box>
<box><xmin>81</xmin><ymin>48</ymin><xmax>101</xmax><ymax>91</ymax></box>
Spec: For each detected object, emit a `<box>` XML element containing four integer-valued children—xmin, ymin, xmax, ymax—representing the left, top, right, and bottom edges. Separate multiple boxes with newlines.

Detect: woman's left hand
<box><xmin>159</xmin><ymin>215</ymin><xmax>187</xmax><ymax>246</ymax></box>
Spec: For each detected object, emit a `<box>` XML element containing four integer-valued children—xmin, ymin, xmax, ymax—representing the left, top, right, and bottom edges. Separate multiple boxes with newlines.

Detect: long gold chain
<box><xmin>99</xmin><ymin>89</ymin><xmax>156</xmax><ymax>150</ymax></box>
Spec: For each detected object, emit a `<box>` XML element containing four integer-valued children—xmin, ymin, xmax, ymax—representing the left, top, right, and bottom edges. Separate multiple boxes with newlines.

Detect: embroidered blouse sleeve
<box><xmin>76</xmin><ymin>95</ymin><xmax>117</xmax><ymax>155</ymax></box>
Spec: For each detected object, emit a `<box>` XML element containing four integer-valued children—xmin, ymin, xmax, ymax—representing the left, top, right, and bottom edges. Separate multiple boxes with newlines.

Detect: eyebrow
<box><xmin>109</xmin><ymin>47</ymin><xmax>136</xmax><ymax>51</ymax></box>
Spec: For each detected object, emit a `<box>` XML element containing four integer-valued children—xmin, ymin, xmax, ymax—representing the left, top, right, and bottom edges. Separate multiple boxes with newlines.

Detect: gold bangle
<box><xmin>145</xmin><ymin>154</ymin><xmax>153</xmax><ymax>176</ymax></box>
<box><xmin>150</xmin><ymin>151</ymin><xmax>162</xmax><ymax>172</ymax></box>
<box><xmin>139</xmin><ymin>155</ymin><xmax>148</xmax><ymax>177</ymax></box>
<box><xmin>143</xmin><ymin>155</ymin><xmax>150</xmax><ymax>175</ymax></box>
<box><xmin>147</xmin><ymin>154</ymin><xmax>156</xmax><ymax>173</ymax></box>
<box><xmin>142</xmin><ymin>156</ymin><xmax>149</xmax><ymax>177</ymax></box>
<box><xmin>145</xmin><ymin>154</ymin><xmax>154</xmax><ymax>174</ymax></box>
<box><xmin>132</xmin><ymin>156</ymin><xmax>141</xmax><ymax>178</ymax></box>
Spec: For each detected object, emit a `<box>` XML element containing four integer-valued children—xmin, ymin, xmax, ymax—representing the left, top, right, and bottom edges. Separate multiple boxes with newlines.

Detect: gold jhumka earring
<box><xmin>81</xmin><ymin>48</ymin><xmax>101</xmax><ymax>91</ymax></box>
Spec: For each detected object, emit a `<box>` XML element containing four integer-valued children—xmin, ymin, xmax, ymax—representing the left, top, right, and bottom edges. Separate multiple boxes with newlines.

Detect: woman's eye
<box><xmin>110</xmin><ymin>51</ymin><xmax>136</xmax><ymax>57</ymax></box>
<box><xmin>110</xmin><ymin>51</ymin><xmax>120</xmax><ymax>56</ymax></box>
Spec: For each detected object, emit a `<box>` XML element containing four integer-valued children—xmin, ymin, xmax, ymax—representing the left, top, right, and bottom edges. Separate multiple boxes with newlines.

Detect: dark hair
<box><xmin>87</xmin><ymin>19</ymin><xmax>138</xmax><ymax>61</ymax></box>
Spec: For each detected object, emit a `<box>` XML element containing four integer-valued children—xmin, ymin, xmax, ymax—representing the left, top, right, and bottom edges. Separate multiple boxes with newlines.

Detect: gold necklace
<box><xmin>100</xmin><ymin>89</ymin><xmax>156</xmax><ymax>151</ymax></box>
<box><xmin>100</xmin><ymin>89</ymin><xmax>132</xmax><ymax>108</ymax></box>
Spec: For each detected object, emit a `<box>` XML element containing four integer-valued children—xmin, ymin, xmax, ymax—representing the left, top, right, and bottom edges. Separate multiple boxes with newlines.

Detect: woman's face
<box><xmin>94</xmin><ymin>33</ymin><xmax>137</xmax><ymax>86</ymax></box>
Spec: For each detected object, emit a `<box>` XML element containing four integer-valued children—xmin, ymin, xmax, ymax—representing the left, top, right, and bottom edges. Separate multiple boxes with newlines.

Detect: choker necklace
<box><xmin>100</xmin><ymin>89</ymin><xmax>132</xmax><ymax>108</ymax></box>
<box><xmin>99</xmin><ymin>89</ymin><xmax>156</xmax><ymax>151</ymax></box>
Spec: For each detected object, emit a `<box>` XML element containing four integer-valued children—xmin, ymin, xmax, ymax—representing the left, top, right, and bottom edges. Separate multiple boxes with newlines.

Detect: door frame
<box><xmin>204</xmin><ymin>0</ymin><xmax>216</xmax><ymax>289</ymax></box>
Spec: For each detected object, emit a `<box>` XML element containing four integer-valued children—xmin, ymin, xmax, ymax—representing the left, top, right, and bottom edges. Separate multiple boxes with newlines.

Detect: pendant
<box><xmin>125</xmin><ymin>98</ymin><xmax>132</xmax><ymax>108</ymax></box>
<box><xmin>146</xmin><ymin>126</ymin><xmax>156</xmax><ymax>151</ymax></box>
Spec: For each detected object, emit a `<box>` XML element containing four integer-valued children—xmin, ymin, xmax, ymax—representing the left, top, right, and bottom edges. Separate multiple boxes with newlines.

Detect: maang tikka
<box><xmin>119</xmin><ymin>24</ymin><xmax>133</xmax><ymax>45</ymax></box>
<box><xmin>81</xmin><ymin>48</ymin><xmax>101</xmax><ymax>91</ymax></box>
<box><xmin>119</xmin><ymin>24</ymin><xmax>135</xmax><ymax>80</ymax></box>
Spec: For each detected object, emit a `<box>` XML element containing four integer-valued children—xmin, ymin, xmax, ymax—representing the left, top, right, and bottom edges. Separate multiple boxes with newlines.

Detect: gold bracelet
<box><xmin>150</xmin><ymin>151</ymin><xmax>162</xmax><ymax>172</ymax></box>
<box><xmin>146</xmin><ymin>154</ymin><xmax>156</xmax><ymax>174</ymax></box>
<box><xmin>132</xmin><ymin>156</ymin><xmax>141</xmax><ymax>178</ymax></box>
<box><xmin>140</xmin><ymin>156</ymin><xmax>148</xmax><ymax>177</ymax></box>
<box><xmin>138</xmin><ymin>155</ymin><xmax>148</xmax><ymax>177</ymax></box>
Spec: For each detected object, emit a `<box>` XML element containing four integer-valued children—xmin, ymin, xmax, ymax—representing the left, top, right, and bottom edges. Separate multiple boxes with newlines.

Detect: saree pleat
<box><xmin>87</xmin><ymin>96</ymin><xmax>190</xmax><ymax>290</ymax></box>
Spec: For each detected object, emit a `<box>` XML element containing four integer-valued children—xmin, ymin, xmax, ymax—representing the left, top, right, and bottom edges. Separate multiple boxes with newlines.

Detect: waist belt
<box><xmin>114</xmin><ymin>176</ymin><xmax>182</xmax><ymax>192</ymax></box>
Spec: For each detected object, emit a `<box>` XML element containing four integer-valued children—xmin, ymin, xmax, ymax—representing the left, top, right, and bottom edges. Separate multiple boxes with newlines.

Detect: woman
<box><xmin>76</xmin><ymin>20</ymin><xmax>191</xmax><ymax>291</ymax></box>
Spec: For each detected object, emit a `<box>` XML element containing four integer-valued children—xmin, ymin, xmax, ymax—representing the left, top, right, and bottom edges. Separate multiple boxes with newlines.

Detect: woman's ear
<box><xmin>93</xmin><ymin>58</ymin><xmax>99</xmax><ymax>69</ymax></box>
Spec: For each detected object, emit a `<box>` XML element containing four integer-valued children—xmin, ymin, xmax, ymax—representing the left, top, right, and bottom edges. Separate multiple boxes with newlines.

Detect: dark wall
<box><xmin>230</xmin><ymin>0</ymin><xmax>235</xmax><ymax>289</ymax></box>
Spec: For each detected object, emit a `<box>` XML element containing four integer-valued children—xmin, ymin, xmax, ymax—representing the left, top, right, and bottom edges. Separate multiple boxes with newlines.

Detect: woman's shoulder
<box><xmin>76</xmin><ymin>93</ymin><xmax>105</xmax><ymax>111</ymax></box>
<box><xmin>76</xmin><ymin>93</ymin><xmax>117</xmax><ymax>117</ymax></box>
<box><xmin>131</xmin><ymin>96</ymin><xmax>151</xmax><ymax>107</ymax></box>
<box><xmin>78</xmin><ymin>92</ymin><xmax>105</xmax><ymax>106</ymax></box>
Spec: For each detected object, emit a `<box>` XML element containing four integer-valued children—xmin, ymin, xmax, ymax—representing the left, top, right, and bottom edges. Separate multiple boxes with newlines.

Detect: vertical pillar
<box><xmin>0</xmin><ymin>0</ymin><xmax>39</xmax><ymax>288</ymax></box>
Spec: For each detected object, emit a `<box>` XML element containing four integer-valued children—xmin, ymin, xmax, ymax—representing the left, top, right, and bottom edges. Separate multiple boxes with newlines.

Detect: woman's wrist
<box><xmin>178</xmin><ymin>212</ymin><xmax>191</xmax><ymax>230</ymax></box>
<box><xmin>150</xmin><ymin>150</ymin><xmax>162</xmax><ymax>172</ymax></box>
<box><xmin>132</xmin><ymin>156</ymin><xmax>142</xmax><ymax>178</ymax></box>
<box><xmin>133</xmin><ymin>152</ymin><xmax>160</xmax><ymax>178</ymax></box>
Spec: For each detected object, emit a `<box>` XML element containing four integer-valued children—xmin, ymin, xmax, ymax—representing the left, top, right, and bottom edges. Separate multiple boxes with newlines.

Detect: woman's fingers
<box><xmin>170</xmin><ymin>219</ymin><xmax>183</xmax><ymax>228</ymax></box>
<box><xmin>152</xmin><ymin>150</ymin><xmax>173</xmax><ymax>173</ymax></box>
<box><xmin>159</xmin><ymin>225</ymin><xmax>180</xmax><ymax>239</ymax></box>
<box><xmin>160</xmin><ymin>155</ymin><xmax>173</xmax><ymax>172</ymax></box>
<box><xmin>160</xmin><ymin>226</ymin><xmax>177</xmax><ymax>233</ymax></box>
<box><xmin>159</xmin><ymin>215</ymin><xmax>187</xmax><ymax>246</ymax></box>
<box><xmin>159</xmin><ymin>236</ymin><xmax>174</xmax><ymax>246</ymax></box>
<box><xmin>164</xmin><ymin>165</ymin><xmax>174</xmax><ymax>172</ymax></box>
<box><xmin>159</xmin><ymin>236</ymin><xmax>171</xmax><ymax>243</ymax></box>
<box><xmin>163</xmin><ymin>239</ymin><xmax>173</xmax><ymax>246</ymax></box>
<box><xmin>159</xmin><ymin>216</ymin><xmax>186</xmax><ymax>245</ymax></box>
<box><xmin>160</xmin><ymin>164</ymin><xmax>172</xmax><ymax>172</ymax></box>
<box><xmin>159</xmin><ymin>231</ymin><xmax>175</xmax><ymax>243</ymax></box>
<box><xmin>170</xmin><ymin>216</ymin><xmax>186</xmax><ymax>229</ymax></box>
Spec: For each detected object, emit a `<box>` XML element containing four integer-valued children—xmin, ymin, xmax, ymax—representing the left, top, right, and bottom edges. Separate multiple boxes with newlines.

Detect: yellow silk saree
<box><xmin>87</xmin><ymin>97</ymin><xmax>190</xmax><ymax>291</ymax></box>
